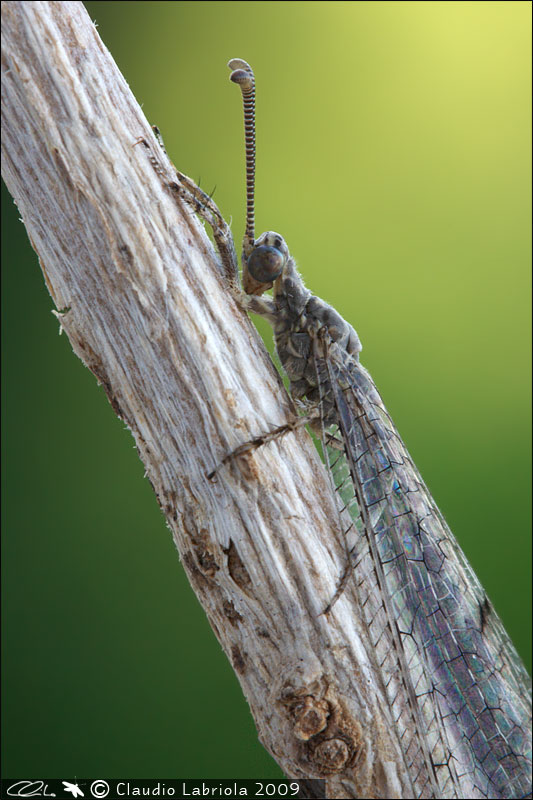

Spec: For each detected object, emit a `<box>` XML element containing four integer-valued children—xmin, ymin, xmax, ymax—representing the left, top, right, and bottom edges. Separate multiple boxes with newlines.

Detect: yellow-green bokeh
<box><xmin>2</xmin><ymin>0</ymin><xmax>530</xmax><ymax>781</ymax></box>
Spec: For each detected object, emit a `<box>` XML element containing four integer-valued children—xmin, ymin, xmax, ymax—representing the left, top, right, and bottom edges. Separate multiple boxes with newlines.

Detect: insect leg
<box><xmin>169</xmin><ymin>170</ymin><xmax>240</xmax><ymax>287</ymax></box>
<box><xmin>206</xmin><ymin>408</ymin><xmax>320</xmax><ymax>480</ymax></box>
<box><xmin>136</xmin><ymin>129</ymin><xmax>240</xmax><ymax>286</ymax></box>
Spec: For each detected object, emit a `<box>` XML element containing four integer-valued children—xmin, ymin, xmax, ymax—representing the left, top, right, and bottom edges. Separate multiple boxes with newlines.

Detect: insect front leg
<box><xmin>136</xmin><ymin>129</ymin><xmax>241</xmax><ymax>288</ymax></box>
<box><xmin>169</xmin><ymin>170</ymin><xmax>240</xmax><ymax>289</ymax></box>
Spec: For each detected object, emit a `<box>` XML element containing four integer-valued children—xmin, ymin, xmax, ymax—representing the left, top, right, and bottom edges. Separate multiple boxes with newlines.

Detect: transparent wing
<box><xmin>313</xmin><ymin>340</ymin><xmax>532</xmax><ymax>800</ymax></box>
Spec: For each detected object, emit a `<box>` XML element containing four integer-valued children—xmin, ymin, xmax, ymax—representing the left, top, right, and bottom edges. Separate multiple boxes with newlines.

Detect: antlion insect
<box><xmin>150</xmin><ymin>60</ymin><xmax>532</xmax><ymax>799</ymax></box>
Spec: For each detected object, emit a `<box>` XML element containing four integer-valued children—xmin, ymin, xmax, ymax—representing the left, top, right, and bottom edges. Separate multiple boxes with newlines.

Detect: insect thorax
<box><xmin>270</xmin><ymin>256</ymin><xmax>362</xmax><ymax>423</ymax></box>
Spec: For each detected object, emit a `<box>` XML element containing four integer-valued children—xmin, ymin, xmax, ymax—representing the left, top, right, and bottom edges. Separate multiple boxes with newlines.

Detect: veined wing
<box><xmin>314</xmin><ymin>338</ymin><xmax>532</xmax><ymax>799</ymax></box>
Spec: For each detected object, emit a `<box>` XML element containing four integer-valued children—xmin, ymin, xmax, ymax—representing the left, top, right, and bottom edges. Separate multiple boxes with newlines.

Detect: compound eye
<box><xmin>247</xmin><ymin>245</ymin><xmax>285</xmax><ymax>283</ymax></box>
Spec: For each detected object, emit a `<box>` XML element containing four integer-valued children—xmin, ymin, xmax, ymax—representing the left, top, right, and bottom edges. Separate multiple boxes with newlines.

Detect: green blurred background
<box><xmin>2</xmin><ymin>0</ymin><xmax>531</xmax><ymax>781</ymax></box>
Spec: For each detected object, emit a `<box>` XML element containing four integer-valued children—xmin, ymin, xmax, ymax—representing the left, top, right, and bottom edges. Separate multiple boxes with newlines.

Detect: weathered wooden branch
<box><xmin>2</xmin><ymin>2</ymin><xmax>415</xmax><ymax>796</ymax></box>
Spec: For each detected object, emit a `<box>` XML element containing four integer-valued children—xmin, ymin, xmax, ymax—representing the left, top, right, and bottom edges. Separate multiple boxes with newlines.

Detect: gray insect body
<box><xmin>244</xmin><ymin>230</ymin><xmax>361</xmax><ymax>429</ymax></box>
<box><xmin>152</xmin><ymin>59</ymin><xmax>531</xmax><ymax>799</ymax></box>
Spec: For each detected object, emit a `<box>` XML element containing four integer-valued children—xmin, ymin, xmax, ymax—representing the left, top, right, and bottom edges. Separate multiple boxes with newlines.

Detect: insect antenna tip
<box><xmin>227</xmin><ymin>58</ymin><xmax>254</xmax><ymax>89</ymax></box>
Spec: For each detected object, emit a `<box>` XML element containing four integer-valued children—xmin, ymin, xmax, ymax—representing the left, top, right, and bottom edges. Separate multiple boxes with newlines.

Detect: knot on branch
<box><xmin>292</xmin><ymin>696</ymin><xmax>329</xmax><ymax>741</ymax></box>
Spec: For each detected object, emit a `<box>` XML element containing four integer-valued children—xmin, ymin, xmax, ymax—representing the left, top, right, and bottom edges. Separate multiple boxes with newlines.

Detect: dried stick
<box><xmin>2</xmin><ymin>2</ymin><xmax>416</xmax><ymax>795</ymax></box>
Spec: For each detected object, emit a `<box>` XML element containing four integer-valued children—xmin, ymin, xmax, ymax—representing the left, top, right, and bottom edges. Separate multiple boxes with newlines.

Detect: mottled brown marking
<box><xmin>222</xmin><ymin>388</ymin><xmax>237</xmax><ymax>411</ymax></box>
<box><xmin>312</xmin><ymin>737</ymin><xmax>350</xmax><ymax>773</ymax></box>
<box><xmin>100</xmin><ymin>377</ymin><xmax>125</xmax><ymax>420</ymax></box>
<box><xmin>293</xmin><ymin>696</ymin><xmax>329</xmax><ymax>741</ymax></box>
<box><xmin>181</xmin><ymin>511</ymin><xmax>220</xmax><ymax>578</ymax></box>
<box><xmin>236</xmin><ymin>450</ymin><xmax>261</xmax><ymax>481</ymax></box>
<box><xmin>231</xmin><ymin>644</ymin><xmax>246</xmax><ymax>675</ymax></box>
<box><xmin>223</xmin><ymin>600</ymin><xmax>243</xmax><ymax>627</ymax></box>
<box><xmin>118</xmin><ymin>243</ymin><xmax>133</xmax><ymax>268</ymax></box>
<box><xmin>282</xmin><ymin>691</ymin><xmax>361</xmax><ymax>777</ymax></box>
<box><xmin>196</xmin><ymin>548</ymin><xmax>220</xmax><ymax>577</ymax></box>
<box><xmin>182</xmin><ymin>552</ymin><xmax>210</xmax><ymax>592</ymax></box>
<box><xmin>224</xmin><ymin>540</ymin><xmax>252</xmax><ymax>592</ymax></box>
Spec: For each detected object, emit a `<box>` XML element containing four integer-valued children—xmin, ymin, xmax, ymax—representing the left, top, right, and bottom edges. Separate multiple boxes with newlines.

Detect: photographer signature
<box><xmin>6</xmin><ymin>781</ymin><xmax>56</xmax><ymax>797</ymax></box>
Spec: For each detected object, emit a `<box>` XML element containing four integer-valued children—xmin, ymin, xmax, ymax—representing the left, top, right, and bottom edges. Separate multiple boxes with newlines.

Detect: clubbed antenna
<box><xmin>228</xmin><ymin>58</ymin><xmax>256</xmax><ymax>256</ymax></box>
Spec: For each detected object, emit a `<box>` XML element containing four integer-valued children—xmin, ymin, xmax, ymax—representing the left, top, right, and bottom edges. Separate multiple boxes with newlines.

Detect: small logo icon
<box><xmin>62</xmin><ymin>783</ymin><xmax>84</xmax><ymax>798</ymax></box>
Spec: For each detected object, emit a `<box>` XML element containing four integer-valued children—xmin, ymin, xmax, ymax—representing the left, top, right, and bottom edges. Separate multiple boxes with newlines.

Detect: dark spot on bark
<box><xmin>182</xmin><ymin>552</ymin><xmax>210</xmax><ymax>592</ymax></box>
<box><xmin>196</xmin><ymin>548</ymin><xmax>219</xmax><ymax>577</ymax></box>
<box><xmin>118</xmin><ymin>243</ymin><xmax>133</xmax><ymax>268</ymax></box>
<box><xmin>223</xmin><ymin>600</ymin><xmax>243</xmax><ymax>627</ymax></box>
<box><xmin>293</xmin><ymin>697</ymin><xmax>329</xmax><ymax>741</ymax></box>
<box><xmin>100</xmin><ymin>377</ymin><xmax>125</xmax><ymax>420</ymax></box>
<box><xmin>231</xmin><ymin>644</ymin><xmax>246</xmax><ymax>675</ymax></box>
<box><xmin>224</xmin><ymin>540</ymin><xmax>252</xmax><ymax>593</ymax></box>
<box><xmin>311</xmin><ymin>737</ymin><xmax>351</xmax><ymax>773</ymax></box>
